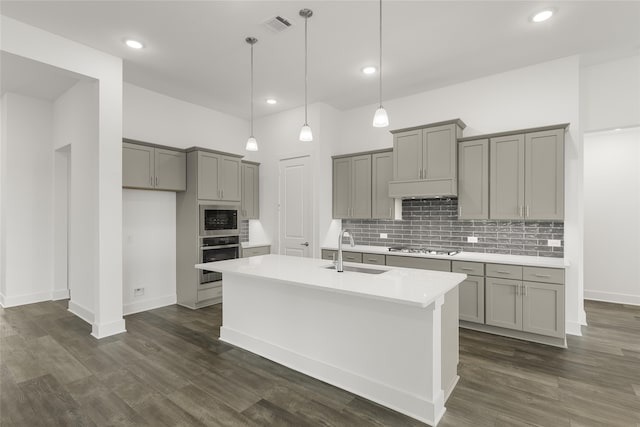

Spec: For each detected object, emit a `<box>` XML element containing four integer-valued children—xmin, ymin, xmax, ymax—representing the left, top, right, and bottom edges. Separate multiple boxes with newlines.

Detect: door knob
<box><xmin>300</xmin><ymin>242</ymin><xmax>309</xmax><ymax>246</ymax></box>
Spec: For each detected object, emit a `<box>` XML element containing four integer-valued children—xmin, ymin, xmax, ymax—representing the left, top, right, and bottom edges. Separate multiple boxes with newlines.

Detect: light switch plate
<box><xmin>548</xmin><ymin>239</ymin><xmax>561</xmax><ymax>247</ymax></box>
<box><xmin>467</xmin><ymin>236</ymin><xmax>478</xmax><ymax>243</ymax></box>
<box><xmin>380</xmin><ymin>233</ymin><xmax>388</xmax><ymax>239</ymax></box>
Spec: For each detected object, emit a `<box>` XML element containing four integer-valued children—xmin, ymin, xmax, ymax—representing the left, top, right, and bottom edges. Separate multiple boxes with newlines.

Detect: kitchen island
<box><xmin>195</xmin><ymin>254</ymin><xmax>466</xmax><ymax>426</ymax></box>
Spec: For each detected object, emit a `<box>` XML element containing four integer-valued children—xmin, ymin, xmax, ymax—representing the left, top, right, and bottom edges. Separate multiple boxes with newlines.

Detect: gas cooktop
<box><xmin>388</xmin><ymin>246</ymin><xmax>461</xmax><ymax>256</ymax></box>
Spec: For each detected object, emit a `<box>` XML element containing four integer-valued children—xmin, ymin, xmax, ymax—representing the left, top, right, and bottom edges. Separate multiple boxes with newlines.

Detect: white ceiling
<box><xmin>1</xmin><ymin>1</ymin><xmax>639</xmax><ymax>119</ymax></box>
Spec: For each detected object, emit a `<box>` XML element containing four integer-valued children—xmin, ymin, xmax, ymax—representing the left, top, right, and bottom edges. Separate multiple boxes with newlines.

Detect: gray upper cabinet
<box><xmin>490</xmin><ymin>134</ymin><xmax>525</xmax><ymax>220</ymax></box>
<box><xmin>197</xmin><ymin>151</ymin><xmax>241</xmax><ymax>202</ymax></box>
<box><xmin>389</xmin><ymin>120</ymin><xmax>465</xmax><ymax>198</ymax></box>
<box><xmin>458</xmin><ymin>139</ymin><xmax>489</xmax><ymax>219</ymax></box>
<box><xmin>372</xmin><ymin>151</ymin><xmax>395</xmax><ymax>219</ymax></box>
<box><xmin>123</xmin><ymin>142</ymin><xmax>186</xmax><ymax>191</ymax></box>
<box><xmin>489</xmin><ymin>127</ymin><xmax>564</xmax><ymax>220</ymax></box>
<box><xmin>332</xmin><ymin>154</ymin><xmax>372</xmax><ymax>219</ymax></box>
<box><xmin>525</xmin><ymin>129</ymin><xmax>564</xmax><ymax>220</ymax></box>
<box><xmin>241</xmin><ymin>161</ymin><xmax>259</xmax><ymax>219</ymax></box>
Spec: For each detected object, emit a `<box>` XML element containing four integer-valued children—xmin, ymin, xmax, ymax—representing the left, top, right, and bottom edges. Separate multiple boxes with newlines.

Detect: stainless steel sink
<box><xmin>324</xmin><ymin>265</ymin><xmax>388</xmax><ymax>274</ymax></box>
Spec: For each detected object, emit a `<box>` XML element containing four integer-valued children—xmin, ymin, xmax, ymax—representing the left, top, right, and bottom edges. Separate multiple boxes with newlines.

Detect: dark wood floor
<box><xmin>1</xmin><ymin>299</ymin><xmax>639</xmax><ymax>427</ymax></box>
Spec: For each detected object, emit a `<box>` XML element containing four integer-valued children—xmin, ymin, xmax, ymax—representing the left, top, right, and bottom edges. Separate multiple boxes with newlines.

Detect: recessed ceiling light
<box><xmin>362</xmin><ymin>66</ymin><xmax>377</xmax><ymax>75</ymax></box>
<box><xmin>266</xmin><ymin>99</ymin><xmax>277</xmax><ymax>105</ymax></box>
<box><xmin>614</xmin><ymin>128</ymin><xmax>622</xmax><ymax>131</ymax></box>
<box><xmin>125</xmin><ymin>39</ymin><xmax>144</xmax><ymax>49</ymax></box>
<box><xmin>532</xmin><ymin>10</ymin><xmax>553</xmax><ymax>23</ymax></box>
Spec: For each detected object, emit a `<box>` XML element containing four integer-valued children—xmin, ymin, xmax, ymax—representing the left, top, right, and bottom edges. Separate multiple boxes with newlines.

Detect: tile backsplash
<box><xmin>240</xmin><ymin>219</ymin><xmax>249</xmax><ymax>242</ymax></box>
<box><xmin>343</xmin><ymin>199</ymin><xmax>564</xmax><ymax>258</ymax></box>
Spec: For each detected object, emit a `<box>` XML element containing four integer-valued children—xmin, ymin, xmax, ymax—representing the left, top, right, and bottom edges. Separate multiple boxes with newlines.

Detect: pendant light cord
<box><xmin>250</xmin><ymin>41</ymin><xmax>254</xmax><ymax>136</ymax></box>
<box><xmin>304</xmin><ymin>14</ymin><xmax>309</xmax><ymax>125</ymax></box>
<box><xmin>379</xmin><ymin>0</ymin><xmax>383</xmax><ymax>108</ymax></box>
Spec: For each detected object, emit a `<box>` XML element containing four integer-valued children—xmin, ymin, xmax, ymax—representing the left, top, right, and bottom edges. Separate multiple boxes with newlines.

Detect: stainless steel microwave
<box><xmin>199</xmin><ymin>205</ymin><xmax>239</xmax><ymax>236</ymax></box>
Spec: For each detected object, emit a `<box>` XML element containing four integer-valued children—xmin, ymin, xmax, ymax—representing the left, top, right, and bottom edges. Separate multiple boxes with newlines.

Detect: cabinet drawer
<box><xmin>198</xmin><ymin>285</ymin><xmax>222</xmax><ymax>302</ymax></box>
<box><xmin>523</xmin><ymin>267</ymin><xmax>564</xmax><ymax>285</ymax></box>
<box><xmin>486</xmin><ymin>263</ymin><xmax>523</xmax><ymax>280</ymax></box>
<box><xmin>362</xmin><ymin>253</ymin><xmax>386</xmax><ymax>265</ymax></box>
<box><xmin>342</xmin><ymin>252</ymin><xmax>363</xmax><ymax>263</ymax></box>
<box><xmin>242</xmin><ymin>246</ymin><xmax>270</xmax><ymax>258</ymax></box>
<box><xmin>386</xmin><ymin>255</ymin><xmax>451</xmax><ymax>272</ymax></box>
<box><xmin>321</xmin><ymin>249</ymin><xmax>337</xmax><ymax>260</ymax></box>
<box><xmin>452</xmin><ymin>261</ymin><xmax>484</xmax><ymax>276</ymax></box>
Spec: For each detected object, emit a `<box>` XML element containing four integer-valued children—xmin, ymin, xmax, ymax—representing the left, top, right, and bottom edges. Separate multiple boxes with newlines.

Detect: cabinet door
<box><xmin>241</xmin><ymin>163</ymin><xmax>259</xmax><ymax>219</ymax></box>
<box><xmin>522</xmin><ymin>281</ymin><xmax>564</xmax><ymax>338</ymax></box>
<box><xmin>372</xmin><ymin>151</ymin><xmax>394</xmax><ymax>219</ymax></box>
<box><xmin>458</xmin><ymin>139</ymin><xmax>489</xmax><ymax>219</ymax></box>
<box><xmin>459</xmin><ymin>276</ymin><xmax>485</xmax><ymax>324</ymax></box>
<box><xmin>423</xmin><ymin>124</ymin><xmax>456</xmax><ymax>181</ymax></box>
<box><xmin>490</xmin><ymin>134</ymin><xmax>525</xmax><ymax>220</ymax></box>
<box><xmin>154</xmin><ymin>148</ymin><xmax>186</xmax><ymax>191</ymax></box>
<box><xmin>198</xmin><ymin>152</ymin><xmax>221</xmax><ymax>200</ymax></box>
<box><xmin>525</xmin><ymin>129</ymin><xmax>564</xmax><ymax>220</ymax></box>
<box><xmin>123</xmin><ymin>143</ymin><xmax>154</xmax><ymax>189</ymax></box>
<box><xmin>332</xmin><ymin>157</ymin><xmax>352</xmax><ymax>218</ymax></box>
<box><xmin>351</xmin><ymin>155</ymin><xmax>372</xmax><ymax>219</ymax></box>
<box><xmin>393</xmin><ymin>129</ymin><xmax>422</xmax><ymax>181</ymax></box>
<box><xmin>220</xmin><ymin>156</ymin><xmax>241</xmax><ymax>201</ymax></box>
<box><xmin>485</xmin><ymin>277</ymin><xmax>522</xmax><ymax>331</ymax></box>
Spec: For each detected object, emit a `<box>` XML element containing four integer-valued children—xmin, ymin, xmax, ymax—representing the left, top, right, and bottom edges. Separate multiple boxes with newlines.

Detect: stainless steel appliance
<box><xmin>388</xmin><ymin>246</ymin><xmax>461</xmax><ymax>256</ymax></box>
<box><xmin>199</xmin><ymin>235</ymin><xmax>240</xmax><ymax>284</ymax></box>
<box><xmin>199</xmin><ymin>205</ymin><xmax>239</xmax><ymax>236</ymax></box>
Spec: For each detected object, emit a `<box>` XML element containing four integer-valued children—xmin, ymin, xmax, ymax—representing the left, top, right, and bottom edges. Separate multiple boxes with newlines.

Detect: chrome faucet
<box><xmin>336</xmin><ymin>228</ymin><xmax>355</xmax><ymax>272</ymax></box>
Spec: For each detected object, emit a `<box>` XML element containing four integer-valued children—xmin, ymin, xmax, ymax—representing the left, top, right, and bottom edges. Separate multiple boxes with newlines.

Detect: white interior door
<box><xmin>279</xmin><ymin>156</ymin><xmax>313</xmax><ymax>257</ymax></box>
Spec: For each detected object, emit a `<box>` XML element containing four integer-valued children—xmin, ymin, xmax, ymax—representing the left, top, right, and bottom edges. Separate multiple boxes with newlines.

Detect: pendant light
<box><xmin>245</xmin><ymin>37</ymin><xmax>259</xmax><ymax>151</ymax></box>
<box><xmin>372</xmin><ymin>0</ymin><xmax>389</xmax><ymax>128</ymax></box>
<box><xmin>299</xmin><ymin>8</ymin><xmax>313</xmax><ymax>142</ymax></box>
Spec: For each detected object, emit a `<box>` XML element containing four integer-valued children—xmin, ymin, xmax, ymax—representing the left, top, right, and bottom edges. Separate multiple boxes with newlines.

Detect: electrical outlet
<box><xmin>548</xmin><ymin>239</ymin><xmax>561</xmax><ymax>247</ymax></box>
<box><xmin>467</xmin><ymin>236</ymin><xmax>478</xmax><ymax>243</ymax></box>
<box><xmin>380</xmin><ymin>233</ymin><xmax>388</xmax><ymax>239</ymax></box>
<box><xmin>134</xmin><ymin>287</ymin><xmax>145</xmax><ymax>296</ymax></box>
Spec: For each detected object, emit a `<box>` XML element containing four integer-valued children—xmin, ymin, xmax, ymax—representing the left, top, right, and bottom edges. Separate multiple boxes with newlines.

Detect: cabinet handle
<box><xmin>150</xmin><ymin>176</ymin><xmax>153</xmax><ymax>186</ymax></box>
<box><xmin>534</xmin><ymin>274</ymin><xmax>551</xmax><ymax>278</ymax></box>
<box><xmin>460</xmin><ymin>267</ymin><xmax>474</xmax><ymax>271</ymax></box>
<box><xmin>458</xmin><ymin>206</ymin><xmax>462</xmax><ymax>217</ymax></box>
<box><xmin>155</xmin><ymin>176</ymin><xmax>158</xmax><ymax>187</ymax></box>
<box><xmin>419</xmin><ymin>168</ymin><xmax>423</xmax><ymax>179</ymax></box>
<box><xmin>523</xmin><ymin>285</ymin><xmax>528</xmax><ymax>296</ymax></box>
<box><xmin>389</xmin><ymin>207</ymin><xmax>392</xmax><ymax>218</ymax></box>
<box><xmin>221</xmin><ymin>189</ymin><xmax>224</xmax><ymax>199</ymax></box>
<box><xmin>496</xmin><ymin>270</ymin><xmax>511</xmax><ymax>274</ymax></box>
<box><xmin>526</xmin><ymin>205</ymin><xmax>530</xmax><ymax>217</ymax></box>
<box><xmin>519</xmin><ymin>205</ymin><xmax>524</xmax><ymax>217</ymax></box>
<box><xmin>367</xmin><ymin>259</ymin><xmax>377</xmax><ymax>262</ymax></box>
<box><xmin>516</xmin><ymin>285</ymin><xmax>520</xmax><ymax>296</ymax></box>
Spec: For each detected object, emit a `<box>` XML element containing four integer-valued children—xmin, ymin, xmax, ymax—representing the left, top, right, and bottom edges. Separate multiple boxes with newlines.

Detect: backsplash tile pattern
<box><xmin>240</xmin><ymin>220</ymin><xmax>249</xmax><ymax>242</ymax></box>
<box><xmin>343</xmin><ymin>199</ymin><xmax>564</xmax><ymax>258</ymax></box>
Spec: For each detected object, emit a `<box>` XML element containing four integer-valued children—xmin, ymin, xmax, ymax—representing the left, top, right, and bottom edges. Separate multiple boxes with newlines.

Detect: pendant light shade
<box><xmin>245</xmin><ymin>37</ymin><xmax>259</xmax><ymax>151</ymax></box>
<box><xmin>299</xmin><ymin>8</ymin><xmax>313</xmax><ymax>142</ymax></box>
<box><xmin>372</xmin><ymin>0</ymin><xmax>389</xmax><ymax>128</ymax></box>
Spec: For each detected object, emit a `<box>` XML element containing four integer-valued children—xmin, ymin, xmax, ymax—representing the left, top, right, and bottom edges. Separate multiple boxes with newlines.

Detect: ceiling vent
<box><xmin>264</xmin><ymin>16</ymin><xmax>293</xmax><ymax>33</ymax></box>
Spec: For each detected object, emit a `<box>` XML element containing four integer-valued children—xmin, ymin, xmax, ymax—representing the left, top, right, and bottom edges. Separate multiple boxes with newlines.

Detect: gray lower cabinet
<box><xmin>372</xmin><ymin>151</ymin><xmax>395</xmax><ymax>219</ymax></box>
<box><xmin>332</xmin><ymin>154</ymin><xmax>372</xmax><ymax>219</ymax></box>
<box><xmin>241</xmin><ymin>161</ymin><xmax>259</xmax><ymax>219</ymax></box>
<box><xmin>385</xmin><ymin>255</ymin><xmax>451</xmax><ymax>272</ymax></box>
<box><xmin>458</xmin><ymin>139</ymin><xmax>489</xmax><ymax>219</ymax></box>
<box><xmin>123</xmin><ymin>142</ymin><xmax>186</xmax><ymax>191</ymax></box>
<box><xmin>362</xmin><ymin>253</ymin><xmax>386</xmax><ymax>265</ymax></box>
<box><xmin>197</xmin><ymin>150</ymin><xmax>242</xmax><ymax>202</ymax></box>
<box><xmin>458</xmin><ymin>276</ymin><xmax>485</xmax><ymax>324</ymax></box>
<box><xmin>241</xmin><ymin>245</ymin><xmax>270</xmax><ymax>258</ymax></box>
<box><xmin>485</xmin><ymin>277</ymin><xmax>523</xmax><ymax>331</ymax></box>
<box><xmin>320</xmin><ymin>249</ymin><xmax>362</xmax><ymax>263</ymax></box>
<box><xmin>489</xmin><ymin>128</ymin><xmax>564</xmax><ymax>220</ymax></box>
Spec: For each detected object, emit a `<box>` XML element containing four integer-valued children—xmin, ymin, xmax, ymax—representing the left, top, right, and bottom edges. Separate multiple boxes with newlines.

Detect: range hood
<box><xmin>388</xmin><ymin>178</ymin><xmax>457</xmax><ymax>199</ymax></box>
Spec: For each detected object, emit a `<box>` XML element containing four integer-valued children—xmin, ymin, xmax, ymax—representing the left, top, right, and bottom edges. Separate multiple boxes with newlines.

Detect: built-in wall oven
<box><xmin>200</xmin><ymin>205</ymin><xmax>239</xmax><ymax>236</ymax></box>
<box><xmin>199</xmin><ymin>235</ymin><xmax>240</xmax><ymax>285</ymax></box>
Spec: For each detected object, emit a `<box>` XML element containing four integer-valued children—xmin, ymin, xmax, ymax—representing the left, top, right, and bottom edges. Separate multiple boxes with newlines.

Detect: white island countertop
<box><xmin>322</xmin><ymin>244</ymin><xmax>568</xmax><ymax>268</ymax></box>
<box><xmin>196</xmin><ymin>254</ymin><xmax>466</xmax><ymax>308</ymax></box>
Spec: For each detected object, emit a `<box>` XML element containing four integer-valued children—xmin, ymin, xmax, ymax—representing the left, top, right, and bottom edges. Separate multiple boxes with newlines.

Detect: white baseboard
<box><xmin>0</xmin><ymin>293</ymin><xmax>5</xmax><ymax>307</ymax></box>
<box><xmin>92</xmin><ymin>319</ymin><xmax>126</xmax><ymax>339</ymax></box>
<box><xmin>123</xmin><ymin>294</ymin><xmax>176</xmax><ymax>316</ymax></box>
<box><xmin>0</xmin><ymin>290</ymin><xmax>52</xmax><ymax>307</ymax></box>
<box><xmin>221</xmin><ymin>326</ymin><xmax>439</xmax><ymax>426</ymax></box>
<box><xmin>565</xmin><ymin>320</ymin><xmax>583</xmax><ymax>337</ymax></box>
<box><xmin>52</xmin><ymin>288</ymin><xmax>70</xmax><ymax>300</ymax></box>
<box><xmin>68</xmin><ymin>300</ymin><xmax>94</xmax><ymax>324</ymax></box>
<box><xmin>585</xmin><ymin>290</ymin><xmax>640</xmax><ymax>306</ymax></box>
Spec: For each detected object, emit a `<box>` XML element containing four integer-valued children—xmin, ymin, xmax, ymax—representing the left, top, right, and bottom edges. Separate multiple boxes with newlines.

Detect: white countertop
<box><xmin>196</xmin><ymin>254</ymin><xmax>466</xmax><ymax>308</ymax></box>
<box><xmin>241</xmin><ymin>242</ymin><xmax>271</xmax><ymax>249</ymax></box>
<box><xmin>321</xmin><ymin>245</ymin><xmax>568</xmax><ymax>268</ymax></box>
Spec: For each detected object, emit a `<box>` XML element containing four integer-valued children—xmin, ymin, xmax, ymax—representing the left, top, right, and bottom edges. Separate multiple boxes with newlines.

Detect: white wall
<box><xmin>581</xmin><ymin>55</ymin><xmax>640</xmax><ymax>132</ymax></box>
<box><xmin>123</xmin><ymin>189</ymin><xmax>177</xmax><ymax>314</ymax></box>
<box><xmin>584</xmin><ymin>128</ymin><xmax>640</xmax><ymax>305</ymax></box>
<box><xmin>2</xmin><ymin>16</ymin><xmax>124</xmax><ymax>338</ymax></box>
<box><xmin>0</xmin><ymin>93</ymin><xmax>54</xmax><ymax>307</ymax></box>
<box><xmin>53</xmin><ymin>81</ymin><xmax>99</xmax><ymax>324</ymax></box>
